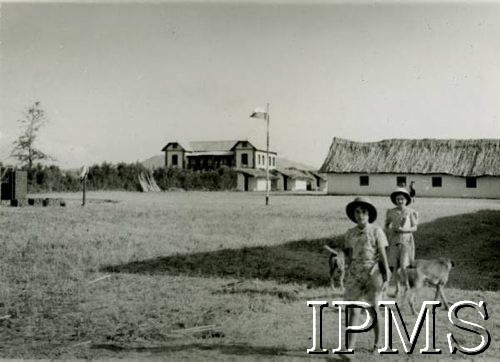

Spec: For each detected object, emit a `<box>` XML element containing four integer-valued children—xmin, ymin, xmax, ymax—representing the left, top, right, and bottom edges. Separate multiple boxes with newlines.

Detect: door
<box><xmin>244</xmin><ymin>175</ymin><xmax>249</xmax><ymax>191</ymax></box>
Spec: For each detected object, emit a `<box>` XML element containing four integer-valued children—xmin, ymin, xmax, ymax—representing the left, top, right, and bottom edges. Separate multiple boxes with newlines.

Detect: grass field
<box><xmin>1</xmin><ymin>191</ymin><xmax>499</xmax><ymax>359</ymax></box>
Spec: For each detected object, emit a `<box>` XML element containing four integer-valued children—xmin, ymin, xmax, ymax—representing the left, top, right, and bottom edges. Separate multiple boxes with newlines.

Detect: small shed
<box><xmin>235</xmin><ymin>168</ymin><xmax>279</xmax><ymax>191</ymax></box>
<box><xmin>275</xmin><ymin>168</ymin><xmax>316</xmax><ymax>191</ymax></box>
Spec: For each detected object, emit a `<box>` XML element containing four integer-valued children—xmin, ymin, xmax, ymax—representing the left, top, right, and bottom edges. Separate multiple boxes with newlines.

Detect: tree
<box><xmin>11</xmin><ymin>101</ymin><xmax>53</xmax><ymax>171</ymax></box>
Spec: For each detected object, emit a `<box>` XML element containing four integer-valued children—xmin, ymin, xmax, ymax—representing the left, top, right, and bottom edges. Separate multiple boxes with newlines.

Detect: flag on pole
<box><xmin>250</xmin><ymin>107</ymin><xmax>267</xmax><ymax>120</ymax></box>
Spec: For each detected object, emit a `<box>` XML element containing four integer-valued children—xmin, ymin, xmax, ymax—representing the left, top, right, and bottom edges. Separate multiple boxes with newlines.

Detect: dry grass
<box><xmin>1</xmin><ymin>191</ymin><xmax>499</xmax><ymax>359</ymax></box>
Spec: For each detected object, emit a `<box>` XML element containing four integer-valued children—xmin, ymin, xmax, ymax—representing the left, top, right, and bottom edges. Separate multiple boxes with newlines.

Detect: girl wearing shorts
<box><xmin>343</xmin><ymin>196</ymin><xmax>391</xmax><ymax>352</ymax></box>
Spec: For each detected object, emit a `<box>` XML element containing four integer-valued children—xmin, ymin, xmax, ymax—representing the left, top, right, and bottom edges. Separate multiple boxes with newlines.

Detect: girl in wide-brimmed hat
<box><xmin>343</xmin><ymin>196</ymin><xmax>391</xmax><ymax>352</ymax></box>
<box><xmin>385</xmin><ymin>187</ymin><xmax>419</xmax><ymax>296</ymax></box>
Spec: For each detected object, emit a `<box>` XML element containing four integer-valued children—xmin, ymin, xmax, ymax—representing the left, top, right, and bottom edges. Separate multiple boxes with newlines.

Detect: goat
<box><xmin>323</xmin><ymin>245</ymin><xmax>346</xmax><ymax>291</ymax></box>
<box><xmin>404</xmin><ymin>258</ymin><xmax>455</xmax><ymax>315</ymax></box>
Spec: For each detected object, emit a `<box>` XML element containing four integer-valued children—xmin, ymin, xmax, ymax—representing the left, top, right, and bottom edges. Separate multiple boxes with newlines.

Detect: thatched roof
<box><xmin>319</xmin><ymin>137</ymin><xmax>500</xmax><ymax>177</ymax></box>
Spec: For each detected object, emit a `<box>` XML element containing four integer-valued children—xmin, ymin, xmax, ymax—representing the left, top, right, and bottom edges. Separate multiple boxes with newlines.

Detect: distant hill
<box><xmin>142</xmin><ymin>155</ymin><xmax>317</xmax><ymax>171</ymax></box>
<box><xmin>142</xmin><ymin>155</ymin><xmax>164</xmax><ymax>169</ymax></box>
<box><xmin>276</xmin><ymin>158</ymin><xmax>316</xmax><ymax>171</ymax></box>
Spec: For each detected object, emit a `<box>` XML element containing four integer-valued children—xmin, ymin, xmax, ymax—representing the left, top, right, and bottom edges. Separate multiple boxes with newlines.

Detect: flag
<box><xmin>250</xmin><ymin>107</ymin><xmax>267</xmax><ymax>120</ymax></box>
<box><xmin>80</xmin><ymin>165</ymin><xmax>89</xmax><ymax>180</ymax></box>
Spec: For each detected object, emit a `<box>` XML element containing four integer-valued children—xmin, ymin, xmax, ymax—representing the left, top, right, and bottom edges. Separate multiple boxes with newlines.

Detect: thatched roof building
<box><xmin>319</xmin><ymin>138</ymin><xmax>500</xmax><ymax>177</ymax></box>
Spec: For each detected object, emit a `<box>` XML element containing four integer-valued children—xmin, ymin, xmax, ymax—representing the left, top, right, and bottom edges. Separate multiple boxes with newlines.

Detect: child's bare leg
<box><xmin>401</xmin><ymin>245</ymin><xmax>412</xmax><ymax>293</ymax></box>
<box><xmin>392</xmin><ymin>267</ymin><xmax>401</xmax><ymax>297</ymax></box>
<box><xmin>371</xmin><ymin>304</ymin><xmax>381</xmax><ymax>353</ymax></box>
<box><xmin>347</xmin><ymin>308</ymin><xmax>361</xmax><ymax>351</ymax></box>
<box><xmin>393</xmin><ymin>268</ymin><xmax>399</xmax><ymax>295</ymax></box>
<box><xmin>400</xmin><ymin>267</ymin><xmax>410</xmax><ymax>294</ymax></box>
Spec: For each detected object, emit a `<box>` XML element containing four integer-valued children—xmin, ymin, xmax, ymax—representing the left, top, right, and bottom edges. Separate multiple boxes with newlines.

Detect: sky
<box><xmin>1</xmin><ymin>1</ymin><xmax>500</xmax><ymax>169</ymax></box>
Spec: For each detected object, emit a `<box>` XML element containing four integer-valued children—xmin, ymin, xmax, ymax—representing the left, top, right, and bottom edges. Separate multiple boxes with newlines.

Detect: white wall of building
<box><xmin>236</xmin><ymin>173</ymin><xmax>245</xmax><ymax>191</ymax></box>
<box><xmin>318</xmin><ymin>179</ymin><xmax>328</xmax><ymax>192</ymax></box>
<box><xmin>290</xmin><ymin>179</ymin><xmax>308</xmax><ymax>191</ymax></box>
<box><xmin>234</xmin><ymin>148</ymin><xmax>254</xmax><ymax>168</ymax></box>
<box><xmin>255</xmin><ymin>151</ymin><xmax>277</xmax><ymax>170</ymax></box>
<box><xmin>165</xmin><ymin>150</ymin><xmax>185</xmax><ymax>168</ymax></box>
<box><xmin>325</xmin><ymin>173</ymin><xmax>500</xmax><ymax>198</ymax></box>
<box><xmin>252</xmin><ymin>178</ymin><xmax>269</xmax><ymax>191</ymax></box>
<box><xmin>236</xmin><ymin>173</ymin><xmax>270</xmax><ymax>191</ymax></box>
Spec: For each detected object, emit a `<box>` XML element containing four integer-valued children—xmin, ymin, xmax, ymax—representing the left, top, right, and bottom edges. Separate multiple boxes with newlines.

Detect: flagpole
<box><xmin>266</xmin><ymin>103</ymin><xmax>270</xmax><ymax>206</ymax></box>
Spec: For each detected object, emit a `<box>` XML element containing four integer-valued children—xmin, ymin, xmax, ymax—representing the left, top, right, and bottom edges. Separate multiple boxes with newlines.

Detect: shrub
<box><xmin>153</xmin><ymin>167</ymin><xmax>237</xmax><ymax>191</ymax></box>
<box><xmin>23</xmin><ymin>163</ymin><xmax>237</xmax><ymax>192</ymax></box>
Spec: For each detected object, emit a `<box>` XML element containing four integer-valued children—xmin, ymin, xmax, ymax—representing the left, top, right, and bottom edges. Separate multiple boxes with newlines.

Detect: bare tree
<box><xmin>11</xmin><ymin>101</ymin><xmax>53</xmax><ymax>171</ymax></box>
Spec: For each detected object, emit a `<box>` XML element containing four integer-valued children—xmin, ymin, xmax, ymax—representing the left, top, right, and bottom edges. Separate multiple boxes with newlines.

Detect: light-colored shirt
<box><xmin>385</xmin><ymin>207</ymin><xmax>418</xmax><ymax>245</ymax></box>
<box><xmin>343</xmin><ymin>224</ymin><xmax>388</xmax><ymax>270</ymax></box>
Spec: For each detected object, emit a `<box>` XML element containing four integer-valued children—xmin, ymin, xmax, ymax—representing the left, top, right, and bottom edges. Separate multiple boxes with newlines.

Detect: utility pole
<box><xmin>265</xmin><ymin>103</ymin><xmax>270</xmax><ymax>206</ymax></box>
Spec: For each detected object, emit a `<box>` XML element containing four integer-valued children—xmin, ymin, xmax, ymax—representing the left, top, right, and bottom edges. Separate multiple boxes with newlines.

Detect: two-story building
<box><xmin>161</xmin><ymin>140</ymin><xmax>277</xmax><ymax>171</ymax></box>
<box><xmin>161</xmin><ymin>140</ymin><xmax>278</xmax><ymax>191</ymax></box>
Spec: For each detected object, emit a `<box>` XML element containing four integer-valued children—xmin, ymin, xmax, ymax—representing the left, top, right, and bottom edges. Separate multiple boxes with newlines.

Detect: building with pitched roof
<box><xmin>319</xmin><ymin>137</ymin><xmax>500</xmax><ymax>198</ymax></box>
<box><xmin>161</xmin><ymin>140</ymin><xmax>278</xmax><ymax>171</ymax></box>
<box><xmin>161</xmin><ymin>140</ymin><xmax>280</xmax><ymax>191</ymax></box>
<box><xmin>161</xmin><ymin>140</ymin><xmax>328</xmax><ymax>192</ymax></box>
<box><xmin>276</xmin><ymin>167</ymin><xmax>316</xmax><ymax>191</ymax></box>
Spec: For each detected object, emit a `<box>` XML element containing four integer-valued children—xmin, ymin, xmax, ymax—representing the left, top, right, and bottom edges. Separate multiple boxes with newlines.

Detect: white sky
<box><xmin>1</xmin><ymin>1</ymin><xmax>500</xmax><ymax>169</ymax></box>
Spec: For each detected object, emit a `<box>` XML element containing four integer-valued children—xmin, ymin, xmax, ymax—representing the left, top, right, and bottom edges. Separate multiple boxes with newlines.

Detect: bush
<box><xmin>24</xmin><ymin>163</ymin><xmax>237</xmax><ymax>192</ymax></box>
<box><xmin>153</xmin><ymin>167</ymin><xmax>237</xmax><ymax>191</ymax></box>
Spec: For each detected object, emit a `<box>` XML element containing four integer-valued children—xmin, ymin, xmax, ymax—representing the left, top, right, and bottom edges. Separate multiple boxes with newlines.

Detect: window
<box><xmin>172</xmin><ymin>144</ymin><xmax>177</xmax><ymax>149</ymax></box>
<box><xmin>241</xmin><ymin>141</ymin><xmax>247</xmax><ymax>147</ymax></box>
<box><xmin>360</xmin><ymin>175</ymin><xmax>369</xmax><ymax>186</ymax></box>
<box><xmin>272</xmin><ymin>157</ymin><xmax>275</xmax><ymax>166</ymax></box>
<box><xmin>172</xmin><ymin>154</ymin><xmax>178</xmax><ymax>166</ymax></box>
<box><xmin>432</xmin><ymin>176</ymin><xmax>442</xmax><ymax>187</ymax></box>
<box><xmin>241</xmin><ymin>153</ymin><xmax>248</xmax><ymax>166</ymax></box>
<box><xmin>396</xmin><ymin>176</ymin><xmax>406</xmax><ymax>187</ymax></box>
<box><xmin>466</xmin><ymin>177</ymin><xmax>477</xmax><ymax>188</ymax></box>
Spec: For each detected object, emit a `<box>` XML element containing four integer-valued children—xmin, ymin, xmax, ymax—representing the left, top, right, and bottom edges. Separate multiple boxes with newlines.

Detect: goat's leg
<box><xmin>339</xmin><ymin>269</ymin><xmax>345</xmax><ymax>291</ymax></box>
<box><xmin>408</xmin><ymin>291</ymin><xmax>418</xmax><ymax>316</ymax></box>
<box><xmin>329</xmin><ymin>265</ymin><xmax>336</xmax><ymax>289</ymax></box>
<box><xmin>400</xmin><ymin>266</ymin><xmax>411</xmax><ymax>296</ymax></box>
<box><xmin>437</xmin><ymin>285</ymin><xmax>450</xmax><ymax>310</ymax></box>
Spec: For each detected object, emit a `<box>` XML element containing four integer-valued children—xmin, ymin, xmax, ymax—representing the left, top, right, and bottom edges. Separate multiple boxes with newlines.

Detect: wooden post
<box><xmin>265</xmin><ymin>103</ymin><xmax>270</xmax><ymax>206</ymax></box>
<box><xmin>82</xmin><ymin>176</ymin><xmax>86</xmax><ymax>206</ymax></box>
<box><xmin>80</xmin><ymin>165</ymin><xmax>89</xmax><ymax>206</ymax></box>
